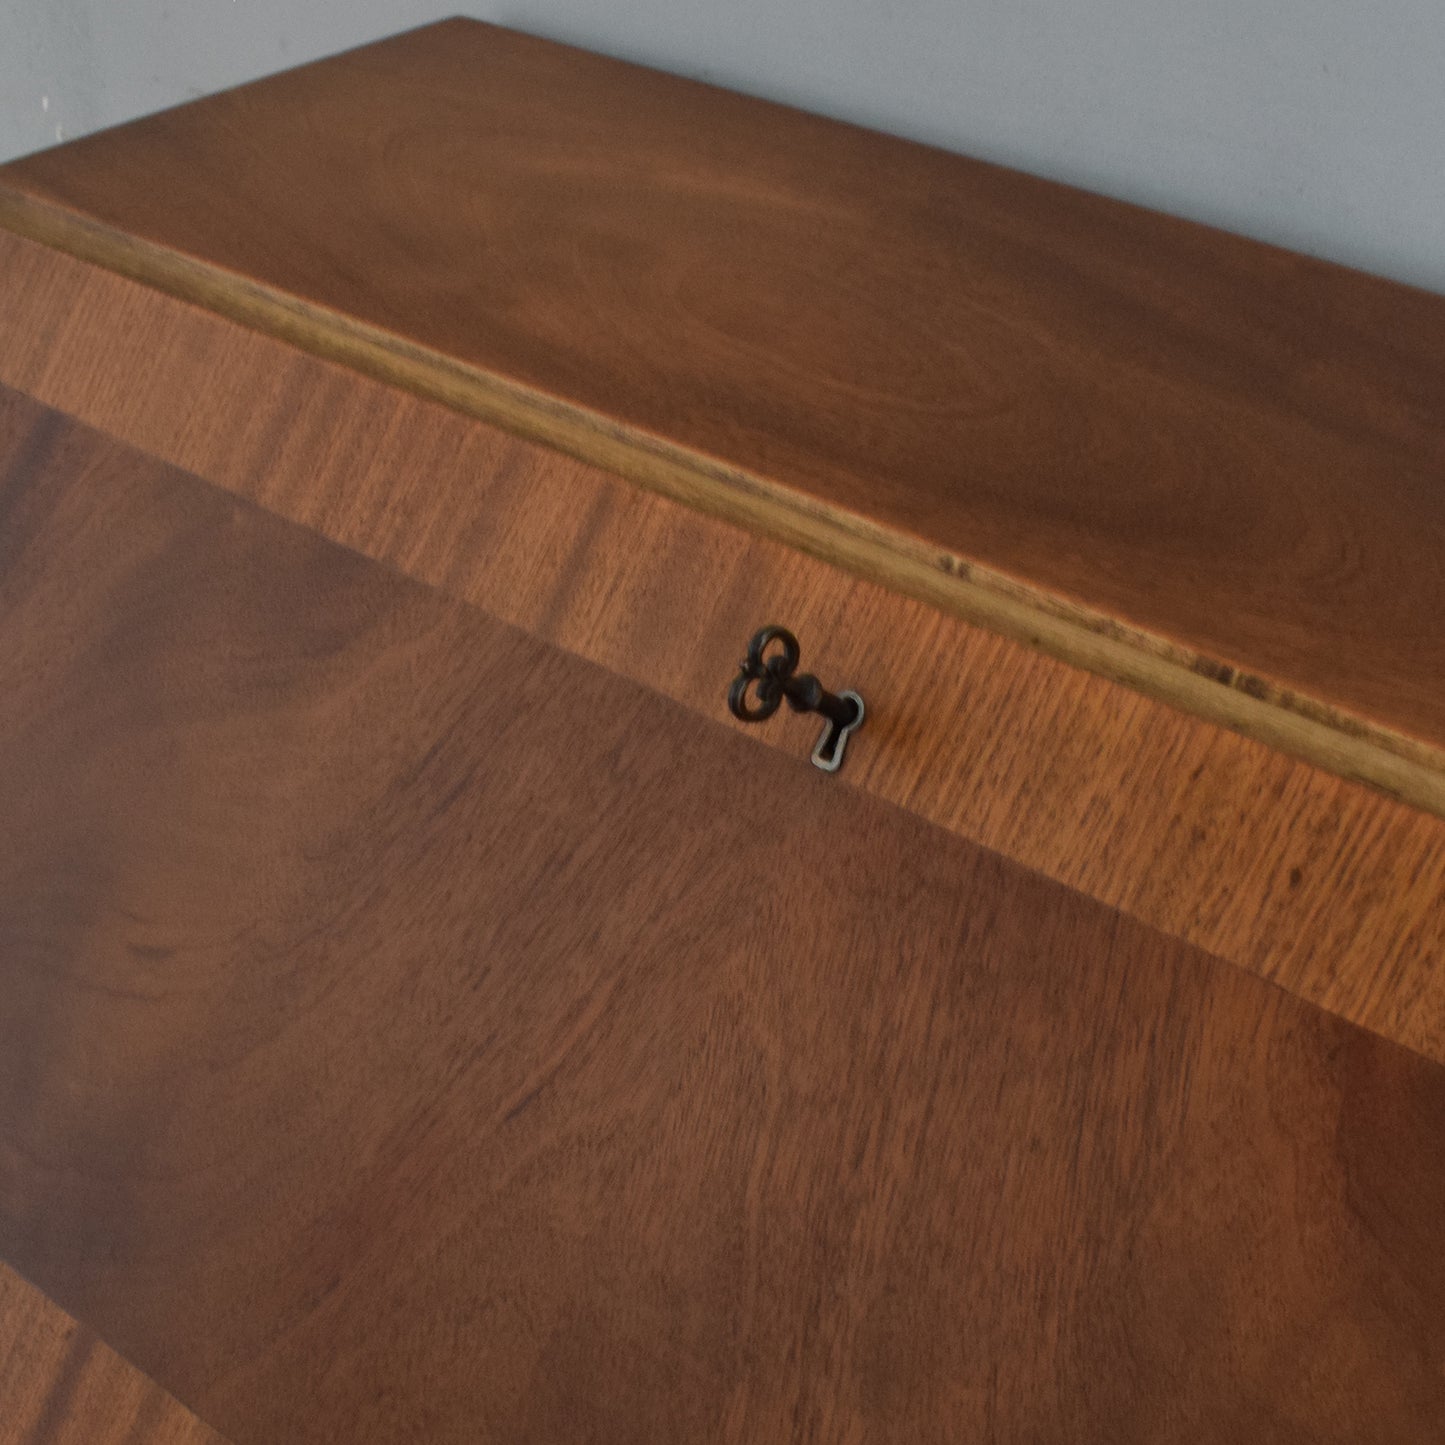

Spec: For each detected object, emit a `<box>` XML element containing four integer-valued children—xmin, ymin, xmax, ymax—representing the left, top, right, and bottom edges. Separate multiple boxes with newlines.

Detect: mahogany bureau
<box><xmin>3</xmin><ymin>19</ymin><xmax>1445</xmax><ymax>1444</ymax></box>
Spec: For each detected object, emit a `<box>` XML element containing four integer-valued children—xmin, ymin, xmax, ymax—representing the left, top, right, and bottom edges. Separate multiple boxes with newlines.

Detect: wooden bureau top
<box><xmin>2</xmin><ymin>18</ymin><xmax>1443</xmax><ymax>810</ymax></box>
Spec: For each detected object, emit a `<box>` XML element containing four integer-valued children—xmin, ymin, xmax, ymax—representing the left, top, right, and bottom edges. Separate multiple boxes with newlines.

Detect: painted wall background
<box><xmin>2</xmin><ymin>2</ymin><xmax>1443</xmax><ymax>293</ymax></box>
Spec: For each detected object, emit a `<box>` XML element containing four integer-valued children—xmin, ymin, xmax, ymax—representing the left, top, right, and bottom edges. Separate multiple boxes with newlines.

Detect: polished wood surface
<box><xmin>2</xmin><ymin>21</ymin><xmax>1445</xmax><ymax>812</ymax></box>
<box><xmin>3</xmin><ymin>230</ymin><xmax>1444</xmax><ymax>1067</ymax></box>
<box><xmin>4</xmin><ymin>386</ymin><xmax>1445</xmax><ymax>1443</ymax></box>
<box><xmin>0</xmin><ymin>1265</ymin><xmax>228</xmax><ymax>1445</ymax></box>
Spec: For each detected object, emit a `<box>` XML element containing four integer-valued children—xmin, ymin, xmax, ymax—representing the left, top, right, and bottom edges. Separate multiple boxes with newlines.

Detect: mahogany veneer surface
<box><xmin>0</xmin><ymin>1264</ymin><xmax>229</xmax><ymax>1445</ymax></box>
<box><xmin>2</xmin><ymin>20</ymin><xmax>1444</xmax><ymax>802</ymax></box>
<box><xmin>3</xmin><ymin>386</ymin><xmax>1445</xmax><ymax>1443</ymax></box>
<box><xmin>3</xmin><ymin>230</ymin><xmax>1444</xmax><ymax>1068</ymax></box>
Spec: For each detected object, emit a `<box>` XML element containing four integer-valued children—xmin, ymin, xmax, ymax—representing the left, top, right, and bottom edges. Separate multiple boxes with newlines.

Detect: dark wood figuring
<box><xmin>4</xmin><ymin>231</ymin><xmax>1445</xmax><ymax>1066</ymax></box>
<box><xmin>2</xmin><ymin>20</ymin><xmax>1445</xmax><ymax>806</ymax></box>
<box><xmin>0</xmin><ymin>1264</ymin><xmax>229</xmax><ymax>1445</ymax></box>
<box><xmin>4</xmin><ymin>386</ymin><xmax>1445</xmax><ymax>1442</ymax></box>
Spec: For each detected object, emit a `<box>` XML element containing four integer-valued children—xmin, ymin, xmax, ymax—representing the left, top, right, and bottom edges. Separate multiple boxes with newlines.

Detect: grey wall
<box><xmin>3</xmin><ymin>2</ymin><xmax>1443</xmax><ymax>294</ymax></box>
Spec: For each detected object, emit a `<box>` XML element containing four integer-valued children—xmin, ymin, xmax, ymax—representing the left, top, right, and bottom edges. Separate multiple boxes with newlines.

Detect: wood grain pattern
<box><xmin>0</xmin><ymin>1265</ymin><xmax>229</xmax><ymax>1445</ymax></box>
<box><xmin>5</xmin><ymin>387</ymin><xmax>1445</xmax><ymax>1443</ymax></box>
<box><xmin>2</xmin><ymin>20</ymin><xmax>1445</xmax><ymax>812</ymax></box>
<box><xmin>3</xmin><ymin>232</ymin><xmax>1444</xmax><ymax>1066</ymax></box>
